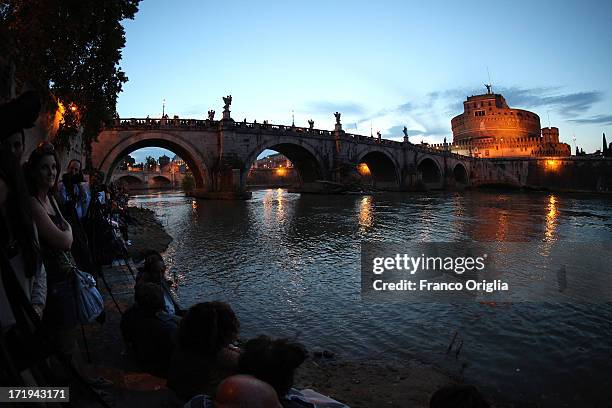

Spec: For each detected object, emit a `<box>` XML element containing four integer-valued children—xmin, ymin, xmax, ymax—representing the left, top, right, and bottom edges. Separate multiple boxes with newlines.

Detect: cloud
<box><xmin>342</xmin><ymin>85</ymin><xmax>605</xmax><ymax>146</ymax></box>
<box><xmin>499</xmin><ymin>87</ymin><xmax>603</xmax><ymax>116</ymax></box>
<box><xmin>386</xmin><ymin>124</ymin><xmax>449</xmax><ymax>138</ymax></box>
<box><xmin>430</xmin><ymin>85</ymin><xmax>604</xmax><ymax>118</ymax></box>
<box><xmin>568</xmin><ymin>114</ymin><xmax>612</xmax><ymax>126</ymax></box>
<box><xmin>386</xmin><ymin>125</ymin><xmax>407</xmax><ymax>136</ymax></box>
<box><xmin>396</xmin><ymin>102</ymin><xmax>413</xmax><ymax>113</ymax></box>
<box><xmin>303</xmin><ymin>100</ymin><xmax>366</xmax><ymax>116</ymax></box>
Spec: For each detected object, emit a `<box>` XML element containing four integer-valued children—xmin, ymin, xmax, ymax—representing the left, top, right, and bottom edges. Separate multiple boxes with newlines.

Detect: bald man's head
<box><xmin>215</xmin><ymin>375</ymin><xmax>282</xmax><ymax>408</ymax></box>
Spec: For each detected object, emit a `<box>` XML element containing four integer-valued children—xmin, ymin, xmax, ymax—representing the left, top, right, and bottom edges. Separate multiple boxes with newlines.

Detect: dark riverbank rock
<box><xmin>126</xmin><ymin>207</ymin><xmax>172</xmax><ymax>262</ymax></box>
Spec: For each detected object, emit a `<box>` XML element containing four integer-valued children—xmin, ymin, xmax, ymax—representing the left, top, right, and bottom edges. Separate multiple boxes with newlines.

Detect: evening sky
<box><xmin>116</xmin><ymin>0</ymin><xmax>612</xmax><ymax>162</ymax></box>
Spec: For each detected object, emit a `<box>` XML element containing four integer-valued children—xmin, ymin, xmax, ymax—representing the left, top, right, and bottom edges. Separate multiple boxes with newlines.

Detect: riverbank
<box><xmin>126</xmin><ymin>207</ymin><xmax>173</xmax><ymax>262</ymax></box>
<box><xmin>82</xmin><ymin>206</ymin><xmax>507</xmax><ymax>408</ymax></box>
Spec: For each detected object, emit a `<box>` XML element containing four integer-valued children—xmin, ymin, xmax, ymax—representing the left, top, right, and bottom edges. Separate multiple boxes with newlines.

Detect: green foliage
<box><xmin>145</xmin><ymin>156</ymin><xmax>157</xmax><ymax>170</ymax></box>
<box><xmin>181</xmin><ymin>173</ymin><xmax>195</xmax><ymax>192</ymax></box>
<box><xmin>1</xmin><ymin>0</ymin><xmax>140</xmax><ymax>164</ymax></box>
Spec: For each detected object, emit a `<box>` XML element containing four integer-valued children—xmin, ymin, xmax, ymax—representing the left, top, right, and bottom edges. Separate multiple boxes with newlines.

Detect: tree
<box><xmin>1</xmin><ymin>0</ymin><xmax>141</xmax><ymax>165</ymax></box>
<box><xmin>117</xmin><ymin>154</ymin><xmax>135</xmax><ymax>170</ymax></box>
<box><xmin>145</xmin><ymin>156</ymin><xmax>157</xmax><ymax>171</ymax></box>
<box><xmin>181</xmin><ymin>173</ymin><xmax>195</xmax><ymax>192</ymax></box>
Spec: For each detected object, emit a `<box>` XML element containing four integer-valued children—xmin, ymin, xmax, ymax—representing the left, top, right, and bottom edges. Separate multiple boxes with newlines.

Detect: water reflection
<box><xmin>131</xmin><ymin>189</ymin><xmax>612</xmax><ymax>407</ymax></box>
<box><xmin>545</xmin><ymin>194</ymin><xmax>558</xmax><ymax>242</ymax></box>
<box><xmin>358</xmin><ymin>195</ymin><xmax>373</xmax><ymax>231</ymax></box>
<box><xmin>539</xmin><ymin>194</ymin><xmax>559</xmax><ymax>258</ymax></box>
<box><xmin>276</xmin><ymin>188</ymin><xmax>285</xmax><ymax>223</ymax></box>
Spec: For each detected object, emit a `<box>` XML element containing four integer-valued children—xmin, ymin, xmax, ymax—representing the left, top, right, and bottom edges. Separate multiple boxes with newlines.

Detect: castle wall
<box><xmin>451</xmin><ymin>93</ymin><xmax>541</xmax><ymax>143</ymax></box>
<box><xmin>491</xmin><ymin>157</ymin><xmax>612</xmax><ymax>192</ymax></box>
<box><xmin>449</xmin><ymin>92</ymin><xmax>570</xmax><ymax>158</ymax></box>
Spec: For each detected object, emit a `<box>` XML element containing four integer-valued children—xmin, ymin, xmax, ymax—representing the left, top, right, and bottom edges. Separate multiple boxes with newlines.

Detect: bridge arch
<box><xmin>95</xmin><ymin>131</ymin><xmax>208</xmax><ymax>189</ymax></box>
<box><xmin>417</xmin><ymin>157</ymin><xmax>442</xmax><ymax>186</ymax></box>
<box><xmin>115</xmin><ymin>175</ymin><xmax>144</xmax><ymax>186</ymax></box>
<box><xmin>453</xmin><ymin>163</ymin><xmax>469</xmax><ymax>185</ymax></box>
<box><xmin>151</xmin><ymin>175</ymin><xmax>173</xmax><ymax>188</ymax></box>
<box><xmin>243</xmin><ymin>139</ymin><xmax>327</xmax><ymax>187</ymax></box>
<box><xmin>355</xmin><ymin>149</ymin><xmax>400</xmax><ymax>188</ymax></box>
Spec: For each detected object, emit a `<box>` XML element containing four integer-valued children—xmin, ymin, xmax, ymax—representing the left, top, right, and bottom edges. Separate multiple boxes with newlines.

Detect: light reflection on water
<box><xmin>130</xmin><ymin>189</ymin><xmax>612</xmax><ymax>406</ymax></box>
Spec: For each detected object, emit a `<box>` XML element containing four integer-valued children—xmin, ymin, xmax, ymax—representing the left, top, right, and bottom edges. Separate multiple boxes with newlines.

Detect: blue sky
<box><xmin>117</xmin><ymin>0</ymin><xmax>612</xmax><ymax>162</ymax></box>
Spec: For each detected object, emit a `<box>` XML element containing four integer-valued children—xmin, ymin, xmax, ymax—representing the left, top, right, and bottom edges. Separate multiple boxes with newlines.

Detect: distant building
<box><xmin>432</xmin><ymin>88</ymin><xmax>571</xmax><ymax>158</ymax></box>
<box><xmin>171</xmin><ymin>154</ymin><xmax>188</xmax><ymax>173</ymax></box>
<box><xmin>118</xmin><ymin>154</ymin><xmax>136</xmax><ymax>170</ymax></box>
<box><xmin>251</xmin><ymin>153</ymin><xmax>293</xmax><ymax>169</ymax></box>
<box><xmin>159</xmin><ymin>154</ymin><xmax>170</xmax><ymax>167</ymax></box>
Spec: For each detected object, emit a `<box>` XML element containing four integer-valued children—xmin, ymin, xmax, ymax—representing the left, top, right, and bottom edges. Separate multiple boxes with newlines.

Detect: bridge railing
<box><xmin>108</xmin><ymin>118</ymin><xmax>473</xmax><ymax>159</ymax></box>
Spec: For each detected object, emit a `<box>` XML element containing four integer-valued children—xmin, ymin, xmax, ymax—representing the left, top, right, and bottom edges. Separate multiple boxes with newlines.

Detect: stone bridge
<box><xmin>93</xmin><ymin>109</ymin><xmax>519</xmax><ymax>199</ymax></box>
<box><xmin>110</xmin><ymin>169</ymin><xmax>185</xmax><ymax>189</ymax></box>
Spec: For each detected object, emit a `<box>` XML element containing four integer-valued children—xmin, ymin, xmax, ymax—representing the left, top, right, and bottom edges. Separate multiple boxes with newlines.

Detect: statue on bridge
<box><xmin>403</xmin><ymin>126</ymin><xmax>409</xmax><ymax>143</ymax></box>
<box><xmin>334</xmin><ymin>111</ymin><xmax>341</xmax><ymax>125</ymax></box>
<box><xmin>308</xmin><ymin>119</ymin><xmax>314</xmax><ymax>130</ymax></box>
<box><xmin>222</xmin><ymin>95</ymin><xmax>232</xmax><ymax>120</ymax></box>
<box><xmin>207</xmin><ymin>110</ymin><xmax>215</xmax><ymax>120</ymax></box>
<box><xmin>223</xmin><ymin>95</ymin><xmax>232</xmax><ymax>111</ymax></box>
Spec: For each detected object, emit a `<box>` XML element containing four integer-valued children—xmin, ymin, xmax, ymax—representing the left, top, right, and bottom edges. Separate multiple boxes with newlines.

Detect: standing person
<box><xmin>0</xmin><ymin>91</ymin><xmax>46</xmax><ymax>320</ymax></box>
<box><xmin>58</xmin><ymin>159</ymin><xmax>90</xmax><ymax>221</ymax></box>
<box><xmin>23</xmin><ymin>142</ymin><xmax>85</xmax><ymax>378</ymax></box>
<box><xmin>58</xmin><ymin>159</ymin><xmax>95</xmax><ymax>273</ymax></box>
<box><xmin>0</xmin><ymin>92</ymin><xmax>47</xmax><ymax>381</ymax></box>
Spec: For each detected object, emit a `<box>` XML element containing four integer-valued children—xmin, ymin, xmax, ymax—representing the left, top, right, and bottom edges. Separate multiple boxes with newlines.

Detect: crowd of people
<box><xmin>0</xmin><ymin>91</ymin><xmax>137</xmax><ymax>395</ymax></box>
<box><xmin>0</xmin><ymin>91</ymin><xmax>491</xmax><ymax>407</ymax></box>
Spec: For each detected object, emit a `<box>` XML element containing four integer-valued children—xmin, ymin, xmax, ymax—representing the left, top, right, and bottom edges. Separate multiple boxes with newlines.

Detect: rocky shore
<box><xmin>82</xmin><ymin>206</ymin><xmax>507</xmax><ymax>408</ymax></box>
<box><xmin>125</xmin><ymin>207</ymin><xmax>173</xmax><ymax>262</ymax></box>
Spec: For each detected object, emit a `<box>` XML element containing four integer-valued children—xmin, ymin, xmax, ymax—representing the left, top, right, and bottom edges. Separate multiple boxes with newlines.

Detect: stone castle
<box><xmin>431</xmin><ymin>87</ymin><xmax>571</xmax><ymax>158</ymax></box>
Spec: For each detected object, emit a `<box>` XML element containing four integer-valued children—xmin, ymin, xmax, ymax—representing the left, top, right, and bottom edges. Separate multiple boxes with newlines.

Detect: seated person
<box><xmin>120</xmin><ymin>283</ymin><xmax>180</xmax><ymax>378</ymax></box>
<box><xmin>183</xmin><ymin>375</ymin><xmax>281</xmax><ymax>408</ymax></box>
<box><xmin>136</xmin><ymin>250</ymin><xmax>183</xmax><ymax>316</ymax></box>
<box><xmin>429</xmin><ymin>385</ymin><xmax>490</xmax><ymax>408</ymax></box>
<box><xmin>239</xmin><ymin>336</ymin><xmax>348</xmax><ymax>408</ymax></box>
<box><xmin>167</xmin><ymin>301</ymin><xmax>240</xmax><ymax>401</ymax></box>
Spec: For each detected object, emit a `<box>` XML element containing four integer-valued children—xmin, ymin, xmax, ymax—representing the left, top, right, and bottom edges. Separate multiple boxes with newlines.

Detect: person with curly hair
<box><xmin>167</xmin><ymin>301</ymin><xmax>240</xmax><ymax>401</ymax></box>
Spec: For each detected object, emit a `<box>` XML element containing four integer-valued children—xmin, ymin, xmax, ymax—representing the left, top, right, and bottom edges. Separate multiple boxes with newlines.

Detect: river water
<box><xmin>130</xmin><ymin>189</ymin><xmax>612</xmax><ymax>406</ymax></box>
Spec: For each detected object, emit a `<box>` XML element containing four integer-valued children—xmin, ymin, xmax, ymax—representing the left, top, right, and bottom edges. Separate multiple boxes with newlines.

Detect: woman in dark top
<box><xmin>24</xmin><ymin>143</ymin><xmax>81</xmax><ymax>367</ymax></box>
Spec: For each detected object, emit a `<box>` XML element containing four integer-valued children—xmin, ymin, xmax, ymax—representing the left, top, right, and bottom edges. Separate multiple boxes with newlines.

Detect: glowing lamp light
<box><xmin>69</xmin><ymin>104</ymin><xmax>78</xmax><ymax>112</ymax></box>
<box><xmin>357</xmin><ymin>163</ymin><xmax>371</xmax><ymax>176</ymax></box>
<box><xmin>544</xmin><ymin>159</ymin><xmax>560</xmax><ymax>172</ymax></box>
<box><xmin>276</xmin><ymin>167</ymin><xmax>287</xmax><ymax>177</ymax></box>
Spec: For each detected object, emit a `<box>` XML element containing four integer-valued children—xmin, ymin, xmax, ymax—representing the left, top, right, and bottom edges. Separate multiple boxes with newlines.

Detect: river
<box><xmin>130</xmin><ymin>189</ymin><xmax>612</xmax><ymax>406</ymax></box>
